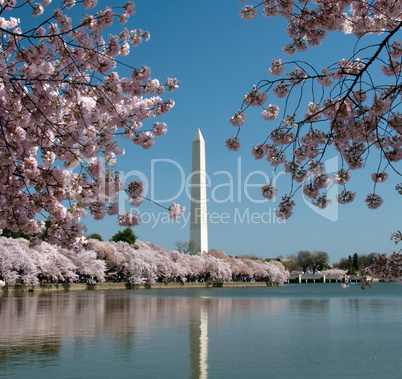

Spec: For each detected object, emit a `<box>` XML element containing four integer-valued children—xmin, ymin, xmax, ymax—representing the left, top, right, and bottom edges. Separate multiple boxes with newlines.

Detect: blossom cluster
<box><xmin>227</xmin><ymin>0</ymin><xmax>402</xmax><ymax>218</ymax></box>
<box><xmin>0</xmin><ymin>1</ymin><xmax>181</xmax><ymax>249</ymax></box>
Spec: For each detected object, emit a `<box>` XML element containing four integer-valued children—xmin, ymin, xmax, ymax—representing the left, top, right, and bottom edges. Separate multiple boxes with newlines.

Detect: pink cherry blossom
<box><xmin>239</xmin><ymin>5</ymin><xmax>257</xmax><ymax>20</ymax></box>
<box><xmin>251</xmin><ymin>144</ymin><xmax>267</xmax><ymax>160</ymax></box>
<box><xmin>333</xmin><ymin>169</ymin><xmax>352</xmax><ymax>185</ymax></box>
<box><xmin>317</xmin><ymin>69</ymin><xmax>333</xmax><ymax>87</ymax></box>
<box><xmin>268</xmin><ymin>58</ymin><xmax>285</xmax><ymax>76</ymax></box>
<box><xmin>262</xmin><ymin>104</ymin><xmax>280</xmax><ymax>121</ymax></box>
<box><xmin>266</xmin><ymin>147</ymin><xmax>286</xmax><ymax>166</ymax></box>
<box><xmin>243</xmin><ymin>85</ymin><xmax>268</xmax><ymax>107</ymax></box>
<box><xmin>305</xmin><ymin>102</ymin><xmax>322</xmax><ymax>121</ymax></box>
<box><xmin>32</xmin><ymin>3</ymin><xmax>44</xmax><ymax>17</ymax></box>
<box><xmin>132</xmin><ymin>131</ymin><xmax>155</xmax><ymax>149</ymax></box>
<box><xmin>124</xmin><ymin>1</ymin><xmax>136</xmax><ymax>16</ymax></box>
<box><xmin>288</xmin><ymin>67</ymin><xmax>308</xmax><ymax>85</ymax></box>
<box><xmin>270</xmin><ymin>129</ymin><xmax>295</xmax><ymax>145</ymax></box>
<box><xmin>118</xmin><ymin>211</ymin><xmax>141</xmax><ymax>227</ymax></box>
<box><xmin>303</xmin><ymin>182</ymin><xmax>319</xmax><ymax>199</ymax></box>
<box><xmin>261</xmin><ymin>183</ymin><xmax>276</xmax><ymax>199</ymax></box>
<box><xmin>276</xmin><ymin>195</ymin><xmax>295</xmax><ymax>220</ymax></box>
<box><xmin>169</xmin><ymin>202</ymin><xmax>185</xmax><ymax>220</ymax></box>
<box><xmin>165</xmin><ymin>78</ymin><xmax>180</xmax><ymax>92</ymax></box>
<box><xmin>381</xmin><ymin>60</ymin><xmax>401</xmax><ymax>77</ymax></box>
<box><xmin>127</xmin><ymin>180</ymin><xmax>144</xmax><ymax>206</ymax></box>
<box><xmin>314</xmin><ymin>173</ymin><xmax>330</xmax><ymax>189</ymax></box>
<box><xmin>225</xmin><ymin>137</ymin><xmax>241</xmax><ymax>151</ymax></box>
<box><xmin>371</xmin><ymin>172</ymin><xmax>388</xmax><ymax>183</ymax></box>
<box><xmin>153</xmin><ymin>122</ymin><xmax>167</xmax><ymax>137</ymax></box>
<box><xmin>83</xmin><ymin>0</ymin><xmax>97</xmax><ymax>9</ymax></box>
<box><xmin>229</xmin><ymin>111</ymin><xmax>246</xmax><ymax>127</ymax></box>
<box><xmin>390</xmin><ymin>231</ymin><xmax>402</xmax><ymax>245</ymax></box>
<box><xmin>365</xmin><ymin>193</ymin><xmax>383</xmax><ymax>209</ymax></box>
<box><xmin>312</xmin><ymin>195</ymin><xmax>331</xmax><ymax>209</ymax></box>
<box><xmin>272</xmin><ymin>81</ymin><xmax>289</xmax><ymax>98</ymax></box>
<box><xmin>336</xmin><ymin>190</ymin><xmax>356</xmax><ymax>204</ymax></box>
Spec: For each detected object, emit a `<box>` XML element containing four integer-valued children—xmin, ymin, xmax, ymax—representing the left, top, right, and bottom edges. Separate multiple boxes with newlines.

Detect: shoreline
<box><xmin>1</xmin><ymin>275</ymin><xmax>380</xmax><ymax>296</ymax></box>
<box><xmin>1</xmin><ymin>280</ymin><xmax>278</xmax><ymax>295</ymax></box>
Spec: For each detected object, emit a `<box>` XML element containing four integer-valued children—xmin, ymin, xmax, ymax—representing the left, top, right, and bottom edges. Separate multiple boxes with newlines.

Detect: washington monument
<box><xmin>189</xmin><ymin>129</ymin><xmax>208</xmax><ymax>255</ymax></box>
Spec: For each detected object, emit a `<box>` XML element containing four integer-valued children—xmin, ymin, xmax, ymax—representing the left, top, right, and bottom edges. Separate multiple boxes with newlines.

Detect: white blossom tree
<box><xmin>0</xmin><ymin>237</ymin><xmax>290</xmax><ymax>286</ymax></box>
<box><xmin>59</xmin><ymin>245</ymin><xmax>106</xmax><ymax>281</ymax></box>
<box><xmin>0</xmin><ymin>237</ymin><xmax>38</xmax><ymax>284</ymax></box>
<box><xmin>30</xmin><ymin>240</ymin><xmax>78</xmax><ymax>282</ymax></box>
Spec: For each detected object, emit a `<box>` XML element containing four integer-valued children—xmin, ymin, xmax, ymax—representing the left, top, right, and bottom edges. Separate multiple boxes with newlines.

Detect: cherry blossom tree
<box><xmin>185</xmin><ymin>253</ymin><xmax>205</xmax><ymax>278</ymax></box>
<box><xmin>59</xmin><ymin>245</ymin><xmax>106</xmax><ymax>281</ymax></box>
<box><xmin>29</xmin><ymin>239</ymin><xmax>78</xmax><ymax>282</ymax></box>
<box><xmin>203</xmin><ymin>254</ymin><xmax>232</xmax><ymax>282</ymax></box>
<box><xmin>207</xmin><ymin>249</ymin><xmax>230</xmax><ymax>260</ymax></box>
<box><xmin>266</xmin><ymin>259</ymin><xmax>290</xmax><ymax>283</ymax></box>
<box><xmin>321</xmin><ymin>268</ymin><xmax>347</xmax><ymax>277</ymax></box>
<box><xmin>227</xmin><ymin>256</ymin><xmax>253</xmax><ymax>279</ymax></box>
<box><xmin>0</xmin><ymin>236</ymin><xmax>106</xmax><ymax>284</ymax></box>
<box><xmin>97</xmin><ymin>240</ymin><xmax>161</xmax><ymax>284</ymax></box>
<box><xmin>0</xmin><ymin>237</ymin><xmax>39</xmax><ymax>285</ymax></box>
<box><xmin>231</xmin><ymin>257</ymin><xmax>290</xmax><ymax>283</ymax></box>
<box><xmin>229</xmin><ymin>0</ymin><xmax>402</xmax><ymax>219</ymax></box>
<box><xmin>240</xmin><ymin>257</ymin><xmax>265</xmax><ymax>278</ymax></box>
<box><xmin>169</xmin><ymin>249</ymin><xmax>193</xmax><ymax>280</ymax></box>
<box><xmin>0</xmin><ymin>1</ymin><xmax>182</xmax><ymax>251</ymax></box>
<box><xmin>153</xmin><ymin>250</ymin><xmax>174</xmax><ymax>279</ymax></box>
<box><xmin>0</xmin><ymin>237</ymin><xmax>290</xmax><ymax>286</ymax></box>
<box><xmin>90</xmin><ymin>238</ymin><xmax>124</xmax><ymax>273</ymax></box>
<box><xmin>122</xmin><ymin>251</ymin><xmax>156</xmax><ymax>284</ymax></box>
<box><xmin>362</xmin><ymin>230</ymin><xmax>402</xmax><ymax>285</ymax></box>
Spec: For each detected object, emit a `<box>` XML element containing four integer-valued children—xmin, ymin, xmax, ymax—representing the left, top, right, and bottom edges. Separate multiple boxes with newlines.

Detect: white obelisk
<box><xmin>189</xmin><ymin>129</ymin><xmax>208</xmax><ymax>255</ymax></box>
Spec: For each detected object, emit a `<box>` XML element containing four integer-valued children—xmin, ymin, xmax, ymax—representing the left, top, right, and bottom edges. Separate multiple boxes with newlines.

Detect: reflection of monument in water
<box><xmin>188</xmin><ymin>130</ymin><xmax>209</xmax><ymax>375</ymax></box>
<box><xmin>189</xmin><ymin>129</ymin><xmax>208</xmax><ymax>255</ymax></box>
<box><xmin>189</xmin><ymin>301</ymin><xmax>208</xmax><ymax>379</ymax></box>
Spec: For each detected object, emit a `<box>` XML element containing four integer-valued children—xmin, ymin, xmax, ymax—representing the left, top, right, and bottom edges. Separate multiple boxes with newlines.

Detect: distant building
<box><xmin>189</xmin><ymin>129</ymin><xmax>208</xmax><ymax>255</ymax></box>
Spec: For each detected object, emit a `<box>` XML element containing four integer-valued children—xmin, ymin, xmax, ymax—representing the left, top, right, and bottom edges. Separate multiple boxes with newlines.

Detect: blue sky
<box><xmin>59</xmin><ymin>0</ymin><xmax>401</xmax><ymax>263</ymax></box>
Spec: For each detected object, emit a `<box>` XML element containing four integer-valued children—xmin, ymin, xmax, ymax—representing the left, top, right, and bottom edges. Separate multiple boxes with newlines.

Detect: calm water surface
<box><xmin>1</xmin><ymin>283</ymin><xmax>402</xmax><ymax>378</ymax></box>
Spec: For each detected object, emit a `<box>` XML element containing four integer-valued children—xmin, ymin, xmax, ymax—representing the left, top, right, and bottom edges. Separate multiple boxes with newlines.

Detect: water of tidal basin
<box><xmin>1</xmin><ymin>284</ymin><xmax>402</xmax><ymax>379</ymax></box>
